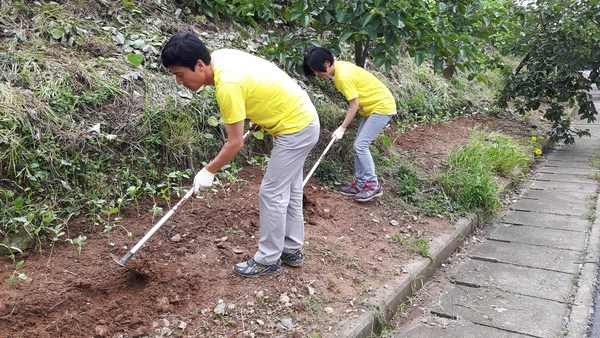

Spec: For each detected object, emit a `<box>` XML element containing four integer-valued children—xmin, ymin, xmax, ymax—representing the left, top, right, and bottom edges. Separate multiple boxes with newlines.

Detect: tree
<box><xmin>498</xmin><ymin>0</ymin><xmax>600</xmax><ymax>144</ymax></box>
<box><xmin>285</xmin><ymin>0</ymin><xmax>507</xmax><ymax>76</ymax></box>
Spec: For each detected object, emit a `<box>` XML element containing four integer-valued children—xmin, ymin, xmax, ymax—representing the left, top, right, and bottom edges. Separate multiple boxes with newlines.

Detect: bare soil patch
<box><xmin>0</xmin><ymin>113</ymin><xmax>540</xmax><ymax>337</ymax></box>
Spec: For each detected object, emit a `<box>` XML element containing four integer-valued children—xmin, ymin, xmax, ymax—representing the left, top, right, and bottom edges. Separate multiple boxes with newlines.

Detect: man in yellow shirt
<box><xmin>303</xmin><ymin>47</ymin><xmax>396</xmax><ymax>202</ymax></box>
<box><xmin>161</xmin><ymin>32</ymin><xmax>320</xmax><ymax>278</ymax></box>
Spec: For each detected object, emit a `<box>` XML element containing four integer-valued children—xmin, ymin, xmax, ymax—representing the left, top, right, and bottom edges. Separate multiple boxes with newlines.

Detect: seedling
<box><xmin>46</xmin><ymin>224</ymin><xmax>66</xmax><ymax>265</ymax></box>
<box><xmin>68</xmin><ymin>234</ymin><xmax>87</xmax><ymax>259</ymax></box>
<box><xmin>8</xmin><ymin>260</ymin><xmax>28</xmax><ymax>285</ymax></box>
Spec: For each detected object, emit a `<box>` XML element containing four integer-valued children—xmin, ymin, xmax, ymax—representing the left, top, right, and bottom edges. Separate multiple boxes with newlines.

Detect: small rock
<box><xmin>170</xmin><ymin>234</ymin><xmax>181</xmax><ymax>242</ymax></box>
<box><xmin>227</xmin><ymin>303</ymin><xmax>236</xmax><ymax>310</ymax></box>
<box><xmin>214</xmin><ymin>300</ymin><xmax>226</xmax><ymax>315</ymax></box>
<box><xmin>232</xmin><ymin>247</ymin><xmax>244</xmax><ymax>254</ymax></box>
<box><xmin>159</xmin><ymin>327</ymin><xmax>172</xmax><ymax>335</ymax></box>
<box><xmin>324</xmin><ymin>307</ymin><xmax>334</xmax><ymax>314</ymax></box>
<box><xmin>279</xmin><ymin>294</ymin><xmax>290</xmax><ymax>303</ymax></box>
<box><xmin>390</xmin><ymin>220</ymin><xmax>399</xmax><ymax>226</ymax></box>
<box><xmin>324</xmin><ymin>208</ymin><xmax>330</xmax><ymax>213</ymax></box>
<box><xmin>280</xmin><ymin>318</ymin><xmax>293</xmax><ymax>330</ymax></box>
<box><xmin>94</xmin><ymin>325</ymin><xmax>109</xmax><ymax>336</ymax></box>
<box><xmin>307</xmin><ymin>286</ymin><xmax>316</xmax><ymax>296</ymax></box>
<box><xmin>256</xmin><ymin>290</ymin><xmax>264</xmax><ymax>298</ymax></box>
<box><xmin>372</xmin><ymin>219</ymin><xmax>379</xmax><ymax>223</ymax></box>
<box><xmin>256</xmin><ymin>319</ymin><xmax>265</xmax><ymax>326</ymax></box>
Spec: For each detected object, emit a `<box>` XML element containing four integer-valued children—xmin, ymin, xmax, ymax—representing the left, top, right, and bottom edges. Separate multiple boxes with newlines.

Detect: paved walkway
<box><xmin>391</xmin><ymin>91</ymin><xmax>600</xmax><ymax>337</ymax></box>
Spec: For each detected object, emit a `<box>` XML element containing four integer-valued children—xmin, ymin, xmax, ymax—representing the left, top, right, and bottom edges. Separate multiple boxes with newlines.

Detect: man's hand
<box><xmin>332</xmin><ymin>127</ymin><xmax>346</xmax><ymax>140</ymax></box>
<box><xmin>193</xmin><ymin>168</ymin><xmax>215</xmax><ymax>194</ymax></box>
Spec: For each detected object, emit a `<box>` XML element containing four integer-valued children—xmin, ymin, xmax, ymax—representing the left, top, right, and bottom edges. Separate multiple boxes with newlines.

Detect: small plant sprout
<box><xmin>114</xmin><ymin>225</ymin><xmax>133</xmax><ymax>237</ymax></box>
<box><xmin>68</xmin><ymin>234</ymin><xmax>88</xmax><ymax>258</ymax></box>
<box><xmin>46</xmin><ymin>224</ymin><xmax>66</xmax><ymax>265</ymax></box>
<box><xmin>8</xmin><ymin>260</ymin><xmax>28</xmax><ymax>285</ymax></box>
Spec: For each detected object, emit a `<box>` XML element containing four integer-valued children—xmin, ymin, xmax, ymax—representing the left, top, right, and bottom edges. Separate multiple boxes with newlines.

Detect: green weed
<box><xmin>314</xmin><ymin>160</ymin><xmax>342</xmax><ymax>188</ymax></box>
<box><xmin>410</xmin><ymin>238</ymin><xmax>434</xmax><ymax>261</ymax></box>
<box><xmin>395</xmin><ymin>164</ymin><xmax>421</xmax><ymax>202</ymax></box>
<box><xmin>440</xmin><ymin>128</ymin><xmax>531</xmax><ymax>214</ymax></box>
<box><xmin>8</xmin><ymin>260</ymin><xmax>28</xmax><ymax>285</ymax></box>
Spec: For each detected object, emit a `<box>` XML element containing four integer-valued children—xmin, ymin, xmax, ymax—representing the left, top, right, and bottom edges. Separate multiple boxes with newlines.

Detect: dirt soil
<box><xmin>0</xmin><ymin>114</ymin><xmax>541</xmax><ymax>338</ymax></box>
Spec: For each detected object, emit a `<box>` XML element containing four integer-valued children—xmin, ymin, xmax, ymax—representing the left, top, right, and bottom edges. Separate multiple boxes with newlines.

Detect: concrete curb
<box><xmin>329</xmin><ymin>213</ymin><xmax>481</xmax><ymax>337</ymax></box>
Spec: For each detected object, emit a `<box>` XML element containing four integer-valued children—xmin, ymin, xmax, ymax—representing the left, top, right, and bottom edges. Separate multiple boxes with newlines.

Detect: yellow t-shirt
<box><xmin>212</xmin><ymin>49</ymin><xmax>316</xmax><ymax>136</ymax></box>
<box><xmin>332</xmin><ymin>61</ymin><xmax>396</xmax><ymax>117</ymax></box>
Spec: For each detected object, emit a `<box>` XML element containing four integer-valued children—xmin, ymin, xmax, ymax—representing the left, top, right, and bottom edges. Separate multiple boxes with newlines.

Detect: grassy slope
<box><xmin>0</xmin><ymin>0</ymin><xmax>519</xmax><ymax>247</ymax></box>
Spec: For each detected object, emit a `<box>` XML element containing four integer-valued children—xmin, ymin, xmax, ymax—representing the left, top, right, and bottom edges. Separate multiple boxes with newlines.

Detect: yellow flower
<box><xmin>531</xmin><ymin>136</ymin><xmax>537</xmax><ymax>141</ymax></box>
<box><xmin>535</xmin><ymin>149</ymin><xmax>542</xmax><ymax>155</ymax></box>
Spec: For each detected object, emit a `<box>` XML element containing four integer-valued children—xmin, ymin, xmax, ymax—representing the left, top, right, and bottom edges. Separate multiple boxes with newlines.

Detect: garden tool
<box><xmin>302</xmin><ymin>136</ymin><xmax>337</xmax><ymax>205</ymax></box>
<box><xmin>112</xmin><ymin>130</ymin><xmax>251</xmax><ymax>272</ymax></box>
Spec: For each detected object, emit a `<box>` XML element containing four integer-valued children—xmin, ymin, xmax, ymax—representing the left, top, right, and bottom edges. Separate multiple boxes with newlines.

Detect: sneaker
<box><xmin>339</xmin><ymin>180</ymin><xmax>361</xmax><ymax>196</ymax></box>
<box><xmin>233</xmin><ymin>259</ymin><xmax>282</xmax><ymax>278</ymax></box>
<box><xmin>354</xmin><ymin>182</ymin><xmax>383</xmax><ymax>202</ymax></box>
<box><xmin>280</xmin><ymin>250</ymin><xmax>304</xmax><ymax>267</ymax></box>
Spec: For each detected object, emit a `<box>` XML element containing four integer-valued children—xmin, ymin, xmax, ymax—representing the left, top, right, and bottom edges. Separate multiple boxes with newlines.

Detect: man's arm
<box><xmin>204</xmin><ymin>120</ymin><xmax>246</xmax><ymax>174</ymax></box>
<box><xmin>340</xmin><ymin>97</ymin><xmax>359</xmax><ymax>129</ymax></box>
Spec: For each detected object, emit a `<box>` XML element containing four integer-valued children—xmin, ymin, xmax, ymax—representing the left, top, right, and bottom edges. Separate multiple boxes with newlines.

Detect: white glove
<box><xmin>332</xmin><ymin>127</ymin><xmax>346</xmax><ymax>140</ymax></box>
<box><xmin>193</xmin><ymin>168</ymin><xmax>215</xmax><ymax>194</ymax></box>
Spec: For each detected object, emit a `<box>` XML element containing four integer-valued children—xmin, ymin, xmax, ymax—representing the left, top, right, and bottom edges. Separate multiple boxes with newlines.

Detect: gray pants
<box><xmin>254</xmin><ymin>116</ymin><xmax>320</xmax><ymax>265</ymax></box>
<box><xmin>354</xmin><ymin>113</ymin><xmax>394</xmax><ymax>187</ymax></box>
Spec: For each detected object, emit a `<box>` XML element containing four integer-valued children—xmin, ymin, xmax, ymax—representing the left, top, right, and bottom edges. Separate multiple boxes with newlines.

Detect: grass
<box><xmin>439</xmin><ymin>128</ymin><xmax>533</xmax><ymax>215</ymax></box>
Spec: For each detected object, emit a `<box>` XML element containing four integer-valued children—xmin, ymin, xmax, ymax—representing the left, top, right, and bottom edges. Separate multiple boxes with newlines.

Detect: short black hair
<box><xmin>303</xmin><ymin>47</ymin><xmax>334</xmax><ymax>77</ymax></box>
<box><xmin>161</xmin><ymin>32</ymin><xmax>211</xmax><ymax>71</ymax></box>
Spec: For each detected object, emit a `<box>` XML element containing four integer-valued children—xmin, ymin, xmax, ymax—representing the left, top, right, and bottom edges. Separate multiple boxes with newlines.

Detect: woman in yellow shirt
<box><xmin>303</xmin><ymin>47</ymin><xmax>396</xmax><ymax>202</ymax></box>
<box><xmin>161</xmin><ymin>32</ymin><xmax>320</xmax><ymax>278</ymax></box>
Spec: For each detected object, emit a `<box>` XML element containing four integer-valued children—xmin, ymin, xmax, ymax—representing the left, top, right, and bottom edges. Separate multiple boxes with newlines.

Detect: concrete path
<box><xmin>391</xmin><ymin>92</ymin><xmax>600</xmax><ymax>337</ymax></box>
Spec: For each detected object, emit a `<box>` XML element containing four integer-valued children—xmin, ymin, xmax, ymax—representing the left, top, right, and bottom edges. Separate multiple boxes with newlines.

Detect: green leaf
<box><xmin>252</xmin><ymin>129</ymin><xmax>265</xmax><ymax>140</ymax></box>
<box><xmin>50</xmin><ymin>28</ymin><xmax>65</xmax><ymax>40</ymax></box>
<box><xmin>130</xmin><ymin>39</ymin><xmax>145</xmax><ymax>49</ymax></box>
<box><xmin>339</xmin><ymin>31</ymin><xmax>353</xmax><ymax>43</ymax></box>
<box><xmin>16</xmin><ymin>260</ymin><xmax>24</xmax><ymax>270</ymax></box>
<box><xmin>361</xmin><ymin>12</ymin><xmax>374</xmax><ymax>27</ymax></box>
<box><xmin>433</xmin><ymin>58</ymin><xmax>444</xmax><ymax>72</ymax></box>
<box><xmin>126</xmin><ymin>53</ymin><xmax>144</xmax><ymax>67</ymax></box>
<box><xmin>105</xmin><ymin>207</ymin><xmax>119</xmax><ymax>215</ymax></box>
<box><xmin>415</xmin><ymin>51</ymin><xmax>425</xmax><ymax>66</ymax></box>
<box><xmin>319</xmin><ymin>11</ymin><xmax>332</xmax><ymax>24</ymax></box>
<box><xmin>8</xmin><ymin>275</ymin><xmax>15</xmax><ymax>285</ymax></box>
<box><xmin>301</xmin><ymin>14</ymin><xmax>310</xmax><ymax>26</ymax></box>
<box><xmin>207</xmin><ymin>115</ymin><xmax>220</xmax><ymax>127</ymax></box>
<box><xmin>14</xmin><ymin>196</ymin><xmax>24</xmax><ymax>208</ymax></box>
<box><xmin>335</xmin><ymin>8</ymin><xmax>347</xmax><ymax>22</ymax></box>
